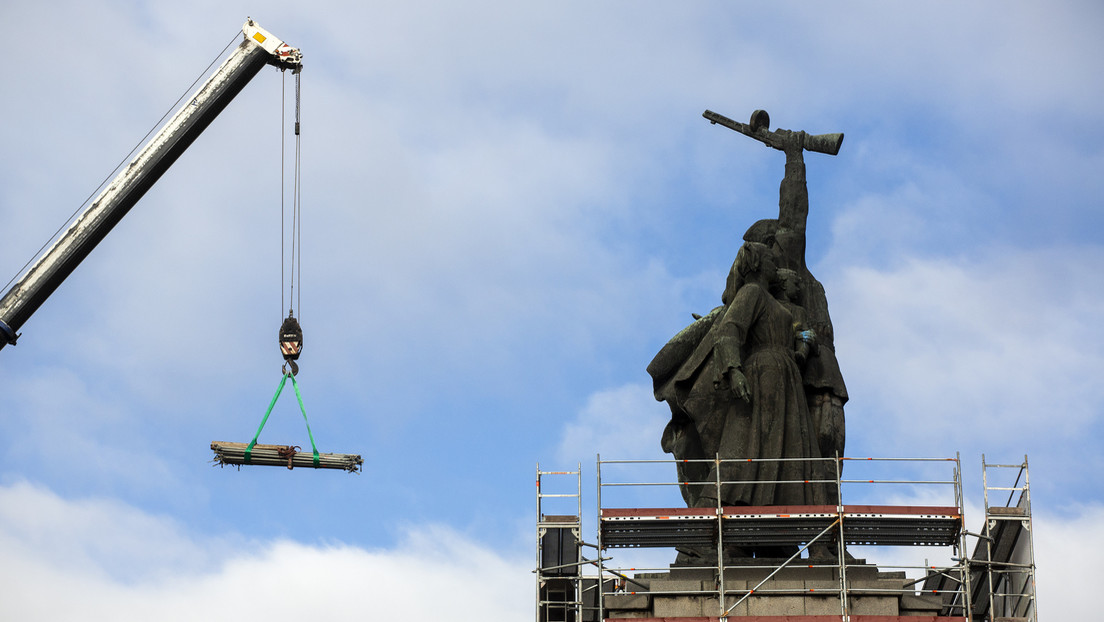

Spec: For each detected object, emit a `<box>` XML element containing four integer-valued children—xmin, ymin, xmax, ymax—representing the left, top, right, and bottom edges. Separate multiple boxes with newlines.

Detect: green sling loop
<box><xmin>245</xmin><ymin>371</ymin><xmax>321</xmax><ymax>467</ymax></box>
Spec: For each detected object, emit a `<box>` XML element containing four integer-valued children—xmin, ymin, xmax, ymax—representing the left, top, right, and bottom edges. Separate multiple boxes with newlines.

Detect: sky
<box><xmin>1</xmin><ymin>0</ymin><xmax>1101</xmax><ymax>618</ymax></box>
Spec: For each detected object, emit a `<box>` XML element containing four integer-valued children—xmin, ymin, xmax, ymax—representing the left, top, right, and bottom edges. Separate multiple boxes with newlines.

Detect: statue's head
<box><xmin>743</xmin><ymin>219</ymin><xmax>778</xmax><ymax>246</ymax></box>
<box><xmin>724</xmin><ymin>241</ymin><xmax>778</xmax><ymax>303</ymax></box>
<box><xmin>773</xmin><ymin>268</ymin><xmax>801</xmax><ymax>302</ymax></box>
<box><xmin>735</xmin><ymin>241</ymin><xmax>777</xmax><ymax>278</ymax></box>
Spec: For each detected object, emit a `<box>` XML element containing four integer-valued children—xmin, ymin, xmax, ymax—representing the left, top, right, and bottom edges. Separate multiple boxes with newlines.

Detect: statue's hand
<box><xmin>727</xmin><ymin>369</ymin><xmax>751</xmax><ymax>403</ymax></box>
<box><xmin>794</xmin><ymin>343</ymin><xmax>809</xmax><ymax>367</ymax></box>
<box><xmin>798</xmin><ymin>328</ymin><xmax>817</xmax><ymax>348</ymax></box>
<box><xmin>795</xmin><ymin>328</ymin><xmax>817</xmax><ymax>363</ymax></box>
<box><xmin>768</xmin><ymin>129</ymin><xmax>806</xmax><ymax>155</ymax></box>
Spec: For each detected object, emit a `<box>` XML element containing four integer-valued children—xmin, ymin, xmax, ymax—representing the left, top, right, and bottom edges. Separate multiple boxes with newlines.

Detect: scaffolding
<box><xmin>978</xmin><ymin>456</ymin><xmax>1037</xmax><ymax>622</ymax></box>
<box><xmin>535</xmin><ymin>455</ymin><xmax>1037</xmax><ymax>620</ymax></box>
<box><xmin>916</xmin><ymin>456</ymin><xmax>1038</xmax><ymax>621</ymax></box>
<box><xmin>592</xmin><ymin>454</ymin><xmax>975</xmax><ymax>620</ymax></box>
<box><xmin>536</xmin><ymin>464</ymin><xmax>588</xmax><ymax>622</ymax></box>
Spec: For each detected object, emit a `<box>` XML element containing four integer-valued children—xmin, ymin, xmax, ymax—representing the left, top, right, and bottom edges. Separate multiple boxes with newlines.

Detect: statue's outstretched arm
<box><xmin>701</xmin><ymin>110</ymin><xmax>842</xmax><ymax>237</ymax></box>
<box><xmin>777</xmin><ymin>130</ymin><xmax>809</xmax><ymax>236</ymax></box>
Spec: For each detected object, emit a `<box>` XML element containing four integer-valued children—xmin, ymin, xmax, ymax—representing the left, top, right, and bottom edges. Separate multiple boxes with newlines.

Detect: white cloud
<box><xmin>1033</xmin><ymin>505</ymin><xmax>1104</xmax><ymax>618</ymax></box>
<box><xmin>0</xmin><ymin>481</ymin><xmax>531</xmax><ymax>621</ymax></box>
<box><xmin>556</xmin><ymin>383</ymin><xmax>669</xmax><ymax>466</ymax></box>
<box><xmin>828</xmin><ymin>245</ymin><xmax>1104</xmax><ymax>455</ymax></box>
<box><xmin>553</xmin><ymin>383</ymin><xmax>685</xmax><ymax>522</ymax></box>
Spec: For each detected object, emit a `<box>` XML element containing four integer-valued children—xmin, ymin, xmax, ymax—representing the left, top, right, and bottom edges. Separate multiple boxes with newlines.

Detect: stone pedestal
<box><xmin>604</xmin><ymin>560</ymin><xmax>942</xmax><ymax>619</ymax></box>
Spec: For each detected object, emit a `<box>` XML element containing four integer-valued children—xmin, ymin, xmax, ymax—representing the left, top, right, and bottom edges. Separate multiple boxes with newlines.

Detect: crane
<box><xmin>0</xmin><ymin>19</ymin><xmax>302</xmax><ymax>352</ymax></box>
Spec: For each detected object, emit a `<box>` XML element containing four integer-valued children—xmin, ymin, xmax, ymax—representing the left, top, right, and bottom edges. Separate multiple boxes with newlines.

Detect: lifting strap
<box><xmin>244</xmin><ymin>371</ymin><xmax>320</xmax><ymax>467</ymax></box>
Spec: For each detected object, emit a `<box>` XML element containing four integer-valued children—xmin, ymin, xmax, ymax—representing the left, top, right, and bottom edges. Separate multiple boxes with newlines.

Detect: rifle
<box><xmin>703</xmin><ymin>109</ymin><xmax>843</xmax><ymax>156</ymax></box>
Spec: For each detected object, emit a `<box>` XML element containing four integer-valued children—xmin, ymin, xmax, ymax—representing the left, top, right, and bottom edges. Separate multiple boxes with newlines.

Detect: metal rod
<box><xmin>840</xmin><ymin>479</ymin><xmax>957</xmax><ymax>484</ymax></box>
<box><xmin>533</xmin><ymin>462</ymin><xmax>540</xmax><ymax>622</ymax></box>
<box><xmin>595</xmin><ymin>453</ymin><xmax>604</xmax><ymax>619</ymax></box>
<box><xmin>835</xmin><ymin>452</ymin><xmax>848</xmax><ymax>619</ymax></box>
<box><xmin>715</xmin><ymin>453</ymin><xmax>725</xmax><ymax>617</ymax></box>
<box><xmin>841</xmin><ymin>456</ymin><xmax>959</xmax><ymax>462</ymax></box>
<box><xmin>210</xmin><ymin>441</ymin><xmax>361</xmax><ymax>472</ymax></box>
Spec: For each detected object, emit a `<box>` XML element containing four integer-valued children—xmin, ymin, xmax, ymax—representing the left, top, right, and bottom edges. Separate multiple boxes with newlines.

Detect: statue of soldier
<box><xmin>740</xmin><ymin>114</ymin><xmax>848</xmax><ymax>495</ymax></box>
<box><xmin>648</xmin><ymin>109</ymin><xmax>848</xmax><ymax>532</ymax></box>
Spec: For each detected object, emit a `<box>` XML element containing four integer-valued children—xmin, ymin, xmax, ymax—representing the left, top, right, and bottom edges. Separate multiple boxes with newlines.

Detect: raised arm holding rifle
<box><xmin>705</xmin><ymin>109</ymin><xmax>849</xmax><ymax>497</ymax></box>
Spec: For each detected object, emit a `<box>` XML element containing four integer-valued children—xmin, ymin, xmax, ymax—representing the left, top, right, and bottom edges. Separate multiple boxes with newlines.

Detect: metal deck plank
<box><xmin>600</xmin><ymin>505</ymin><xmax>962</xmax><ymax>548</ymax></box>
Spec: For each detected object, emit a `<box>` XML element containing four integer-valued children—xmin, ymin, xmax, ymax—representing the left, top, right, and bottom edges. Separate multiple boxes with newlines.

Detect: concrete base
<box><xmin>604</xmin><ymin>561</ymin><xmax>956</xmax><ymax>619</ymax></box>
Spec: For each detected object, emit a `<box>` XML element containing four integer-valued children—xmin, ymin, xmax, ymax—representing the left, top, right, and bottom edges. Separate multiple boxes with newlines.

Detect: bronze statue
<box><xmin>648</xmin><ymin>110</ymin><xmax>847</xmax><ymax>521</ymax></box>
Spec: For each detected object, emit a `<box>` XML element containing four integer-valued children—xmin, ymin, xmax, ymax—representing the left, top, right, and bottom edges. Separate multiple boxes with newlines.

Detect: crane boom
<box><xmin>0</xmin><ymin>19</ymin><xmax>301</xmax><ymax>350</ymax></box>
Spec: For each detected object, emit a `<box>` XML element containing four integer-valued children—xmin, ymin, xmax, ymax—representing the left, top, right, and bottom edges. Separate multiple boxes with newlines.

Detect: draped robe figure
<box><xmin>648</xmin><ymin>119</ymin><xmax>846</xmax><ymax>518</ymax></box>
<box><xmin>745</xmin><ymin>132</ymin><xmax>847</xmax><ymax>483</ymax></box>
<box><xmin>649</xmin><ymin>243</ymin><xmax>829</xmax><ymax>510</ymax></box>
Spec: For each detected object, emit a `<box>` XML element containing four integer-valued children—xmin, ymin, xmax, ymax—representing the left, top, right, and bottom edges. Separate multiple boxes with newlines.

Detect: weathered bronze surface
<box><xmin>648</xmin><ymin>111</ymin><xmax>848</xmax><ymax>545</ymax></box>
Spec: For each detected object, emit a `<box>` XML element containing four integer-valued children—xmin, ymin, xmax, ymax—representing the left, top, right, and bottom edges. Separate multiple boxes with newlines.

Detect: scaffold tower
<box><xmin>536</xmin><ymin>464</ymin><xmax>586</xmax><ymax>622</ymax></box>
<box><xmin>978</xmin><ymin>455</ymin><xmax>1037</xmax><ymax>622</ymax></box>
<box><xmin>532</xmin><ymin>453</ymin><xmax>1039</xmax><ymax>621</ymax></box>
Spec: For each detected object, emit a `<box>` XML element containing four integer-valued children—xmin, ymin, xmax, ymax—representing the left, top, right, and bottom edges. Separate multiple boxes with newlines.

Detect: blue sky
<box><xmin>1</xmin><ymin>0</ymin><xmax>1101</xmax><ymax>618</ymax></box>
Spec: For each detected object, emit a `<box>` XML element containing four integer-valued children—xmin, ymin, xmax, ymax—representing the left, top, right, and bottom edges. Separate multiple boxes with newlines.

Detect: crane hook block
<box><xmin>279</xmin><ymin>312</ymin><xmax>303</xmax><ymax>362</ymax></box>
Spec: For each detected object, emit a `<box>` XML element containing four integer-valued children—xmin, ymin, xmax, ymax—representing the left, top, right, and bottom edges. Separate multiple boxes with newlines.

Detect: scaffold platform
<box><xmin>536</xmin><ymin>455</ymin><xmax>1036</xmax><ymax>621</ymax></box>
<box><xmin>600</xmin><ymin>504</ymin><xmax>962</xmax><ymax>549</ymax></box>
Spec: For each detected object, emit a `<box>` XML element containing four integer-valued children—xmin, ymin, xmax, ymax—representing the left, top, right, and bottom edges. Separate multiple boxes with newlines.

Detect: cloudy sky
<box><xmin>1</xmin><ymin>0</ymin><xmax>1100</xmax><ymax>618</ymax></box>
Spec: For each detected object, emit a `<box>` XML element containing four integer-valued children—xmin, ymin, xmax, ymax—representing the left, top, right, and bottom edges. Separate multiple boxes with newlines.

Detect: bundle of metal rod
<box><xmin>210</xmin><ymin>441</ymin><xmax>362</xmax><ymax>473</ymax></box>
